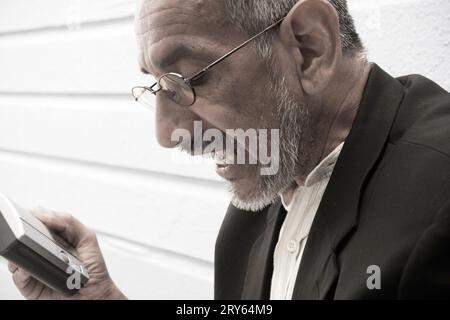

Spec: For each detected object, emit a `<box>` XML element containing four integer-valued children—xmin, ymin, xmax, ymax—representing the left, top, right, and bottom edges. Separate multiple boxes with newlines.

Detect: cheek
<box><xmin>192</xmin><ymin>68</ymin><xmax>278</xmax><ymax>131</ymax></box>
<box><xmin>230</xmin><ymin>76</ymin><xmax>278</xmax><ymax>128</ymax></box>
<box><xmin>191</xmin><ymin>90</ymin><xmax>253</xmax><ymax>133</ymax></box>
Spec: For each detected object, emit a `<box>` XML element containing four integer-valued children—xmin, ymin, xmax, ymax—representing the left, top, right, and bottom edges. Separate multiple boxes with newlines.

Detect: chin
<box><xmin>223</xmin><ymin>165</ymin><xmax>258</xmax><ymax>195</ymax></box>
<box><xmin>226</xmin><ymin>169</ymin><xmax>279</xmax><ymax>213</ymax></box>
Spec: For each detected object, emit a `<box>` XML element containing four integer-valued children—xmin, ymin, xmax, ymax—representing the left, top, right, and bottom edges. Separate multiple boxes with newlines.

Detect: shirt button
<box><xmin>287</xmin><ymin>240</ymin><xmax>298</xmax><ymax>254</ymax></box>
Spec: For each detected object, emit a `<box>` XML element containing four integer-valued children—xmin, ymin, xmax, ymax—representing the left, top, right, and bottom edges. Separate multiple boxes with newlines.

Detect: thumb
<box><xmin>30</xmin><ymin>208</ymin><xmax>96</xmax><ymax>249</ymax></box>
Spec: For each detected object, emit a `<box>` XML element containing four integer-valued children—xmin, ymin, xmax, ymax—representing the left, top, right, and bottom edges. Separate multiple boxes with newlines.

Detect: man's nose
<box><xmin>154</xmin><ymin>95</ymin><xmax>199</xmax><ymax>148</ymax></box>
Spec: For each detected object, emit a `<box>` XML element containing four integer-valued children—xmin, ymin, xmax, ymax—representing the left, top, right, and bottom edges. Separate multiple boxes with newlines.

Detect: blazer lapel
<box><xmin>241</xmin><ymin>201</ymin><xmax>287</xmax><ymax>299</ymax></box>
<box><xmin>292</xmin><ymin>64</ymin><xmax>406</xmax><ymax>299</ymax></box>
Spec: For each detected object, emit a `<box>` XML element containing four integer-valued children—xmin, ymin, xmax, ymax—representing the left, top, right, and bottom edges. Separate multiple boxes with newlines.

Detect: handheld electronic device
<box><xmin>0</xmin><ymin>193</ymin><xmax>89</xmax><ymax>296</ymax></box>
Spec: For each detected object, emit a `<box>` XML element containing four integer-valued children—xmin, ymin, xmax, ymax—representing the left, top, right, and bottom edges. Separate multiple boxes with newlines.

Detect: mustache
<box><xmin>176</xmin><ymin>136</ymin><xmax>242</xmax><ymax>158</ymax></box>
<box><xmin>176</xmin><ymin>138</ymin><xmax>210</xmax><ymax>156</ymax></box>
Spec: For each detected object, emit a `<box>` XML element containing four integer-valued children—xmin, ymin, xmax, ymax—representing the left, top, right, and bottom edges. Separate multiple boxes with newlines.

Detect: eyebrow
<box><xmin>141</xmin><ymin>44</ymin><xmax>217</xmax><ymax>75</ymax></box>
<box><xmin>140</xmin><ymin>67</ymin><xmax>150</xmax><ymax>74</ymax></box>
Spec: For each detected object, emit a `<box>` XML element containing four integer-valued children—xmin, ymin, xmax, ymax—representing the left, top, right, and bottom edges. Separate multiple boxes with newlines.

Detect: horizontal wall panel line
<box><xmin>0</xmin><ymin>15</ymin><xmax>134</xmax><ymax>39</ymax></box>
<box><xmin>96</xmin><ymin>230</ymin><xmax>213</xmax><ymax>269</ymax></box>
<box><xmin>0</xmin><ymin>93</ymin><xmax>149</xmax><ymax>112</ymax></box>
<box><xmin>0</xmin><ymin>0</ymin><xmax>135</xmax><ymax>34</ymax></box>
<box><xmin>0</xmin><ymin>92</ymin><xmax>132</xmax><ymax>98</ymax></box>
<box><xmin>0</xmin><ymin>18</ymin><xmax>134</xmax><ymax>45</ymax></box>
<box><xmin>0</xmin><ymin>148</ymin><xmax>225</xmax><ymax>191</ymax></box>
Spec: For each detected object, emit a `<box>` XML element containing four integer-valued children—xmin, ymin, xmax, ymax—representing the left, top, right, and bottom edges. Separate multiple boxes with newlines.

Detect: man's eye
<box><xmin>164</xmin><ymin>89</ymin><xmax>177</xmax><ymax>99</ymax></box>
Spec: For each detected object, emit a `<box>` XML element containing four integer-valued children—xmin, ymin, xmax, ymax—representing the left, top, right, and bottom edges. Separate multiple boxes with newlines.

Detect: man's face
<box><xmin>136</xmin><ymin>0</ymin><xmax>310</xmax><ymax>211</ymax></box>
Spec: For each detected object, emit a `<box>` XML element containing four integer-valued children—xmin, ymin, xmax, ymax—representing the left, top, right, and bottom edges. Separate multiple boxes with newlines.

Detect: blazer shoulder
<box><xmin>390</xmin><ymin>74</ymin><xmax>450</xmax><ymax>158</ymax></box>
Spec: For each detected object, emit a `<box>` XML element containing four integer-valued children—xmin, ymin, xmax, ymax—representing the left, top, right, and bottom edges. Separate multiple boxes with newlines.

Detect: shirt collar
<box><xmin>304</xmin><ymin>142</ymin><xmax>344</xmax><ymax>187</ymax></box>
<box><xmin>281</xmin><ymin>142</ymin><xmax>345</xmax><ymax>210</ymax></box>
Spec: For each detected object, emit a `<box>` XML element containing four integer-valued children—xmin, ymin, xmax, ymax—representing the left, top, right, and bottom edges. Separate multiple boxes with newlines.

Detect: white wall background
<box><xmin>0</xmin><ymin>0</ymin><xmax>448</xmax><ymax>300</ymax></box>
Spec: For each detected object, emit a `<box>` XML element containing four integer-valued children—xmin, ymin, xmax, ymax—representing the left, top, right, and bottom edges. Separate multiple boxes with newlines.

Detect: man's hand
<box><xmin>8</xmin><ymin>209</ymin><xmax>126</xmax><ymax>300</ymax></box>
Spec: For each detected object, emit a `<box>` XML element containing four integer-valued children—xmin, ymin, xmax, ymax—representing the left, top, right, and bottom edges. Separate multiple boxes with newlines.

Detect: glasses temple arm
<box><xmin>187</xmin><ymin>17</ymin><xmax>284</xmax><ymax>81</ymax></box>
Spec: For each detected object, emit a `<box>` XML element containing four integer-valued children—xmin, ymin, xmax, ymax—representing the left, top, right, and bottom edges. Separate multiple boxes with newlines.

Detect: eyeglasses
<box><xmin>132</xmin><ymin>17</ymin><xmax>284</xmax><ymax>109</ymax></box>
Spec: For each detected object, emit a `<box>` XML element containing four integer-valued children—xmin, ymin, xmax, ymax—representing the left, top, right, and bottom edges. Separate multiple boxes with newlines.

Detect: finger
<box><xmin>12</xmin><ymin>268</ymin><xmax>33</xmax><ymax>290</ymax></box>
<box><xmin>8</xmin><ymin>262</ymin><xmax>18</xmax><ymax>274</ymax></box>
<box><xmin>12</xmin><ymin>270</ymin><xmax>44</xmax><ymax>300</ymax></box>
<box><xmin>30</xmin><ymin>209</ymin><xmax>95</xmax><ymax>248</ymax></box>
<box><xmin>30</xmin><ymin>209</ymin><xmax>66</xmax><ymax>233</ymax></box>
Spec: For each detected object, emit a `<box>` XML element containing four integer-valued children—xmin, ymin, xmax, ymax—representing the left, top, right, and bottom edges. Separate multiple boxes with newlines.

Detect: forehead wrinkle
<box><xmin>135</xmin><ymin>13</ymin><xmax>210</xmax><ymax>52</ymax></box>
<box><xmin>136</xmin><ymin>9</ymin><xmax>199</xmax><ymax>34</ymax></box>
<box><xmin>137</xmin><ymin>0</ymin><xmax>222</xmax><ymax>21</ymax></box>
<box><xmin>136</xmin><ymin>14</ymin><xmax>212</xmax><ymax>40</ymax></box>
<box><xmin>136</xmin><ymin>21</ymin><xmax>193</xmax><ymax>42</ymax></box>
<box><xmin>137</xmin><ymin>17</ymin><xmax>236</xmax><ymax>62</ymax></box>
<box><xmin>135</xmin><ymin>1</ymin><xmax>241</xmax><ymax>74</ymax></box>
<box><xmin>136</xmin><ymin>6</ymin><xmax>183</xmax><ymax>22</ymax></box>
<box><xmin>135</xmin><ymin>0</ymin><xmax>227</xmax><ymax>38</ymax></box>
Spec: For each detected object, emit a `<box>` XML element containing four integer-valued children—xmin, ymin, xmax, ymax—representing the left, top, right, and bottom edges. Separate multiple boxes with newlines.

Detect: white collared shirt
<box><xmin>270</xmin><ymin>143</ymin><xmax>344</xmax><ymax>300</ymax></box>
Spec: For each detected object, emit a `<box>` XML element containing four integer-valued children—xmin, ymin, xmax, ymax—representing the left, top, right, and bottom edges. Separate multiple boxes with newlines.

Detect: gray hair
<box><xmin>224</xmin><ymin>0</ymin><xmax>363</xmax><ymax>57</ymax></box>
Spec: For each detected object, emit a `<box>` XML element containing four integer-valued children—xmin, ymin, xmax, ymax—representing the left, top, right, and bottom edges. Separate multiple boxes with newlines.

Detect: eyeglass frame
<box><xmin>132</xmin><ymin>17</ymin><xmax>285</xmax><ymax>107</ymax></box>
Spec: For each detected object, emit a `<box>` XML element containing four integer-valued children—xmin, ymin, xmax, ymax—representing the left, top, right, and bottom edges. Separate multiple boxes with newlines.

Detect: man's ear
<box><xmin>279</xmin><ymin>0</ymin><xmax>342</xmax><ymax>95</ymax></box>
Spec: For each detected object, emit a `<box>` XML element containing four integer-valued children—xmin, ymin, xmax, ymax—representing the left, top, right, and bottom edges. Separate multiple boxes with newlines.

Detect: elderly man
<box><xmin>8</xmin><ymin>0</ymin><xmax>450</xmax><ymax>300</ymax></box>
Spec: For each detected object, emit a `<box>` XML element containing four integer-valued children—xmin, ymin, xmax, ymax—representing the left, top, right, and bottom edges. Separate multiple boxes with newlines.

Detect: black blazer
<box><xmin>214</xmin><ymin>64</ymin><xmax>450</xmax><ymax>300</ymax></box>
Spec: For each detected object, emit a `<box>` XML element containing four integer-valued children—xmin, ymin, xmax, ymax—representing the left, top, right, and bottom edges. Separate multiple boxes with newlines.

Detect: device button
<box><xmin>60</xmin><ymin>251</ymin><xmax>70</xmax><ymax>264</ymax></box>
<box><xmin>70</xmin><ymin>263</ymin><xmax>82</xmax><ymax>274</ymax></box>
